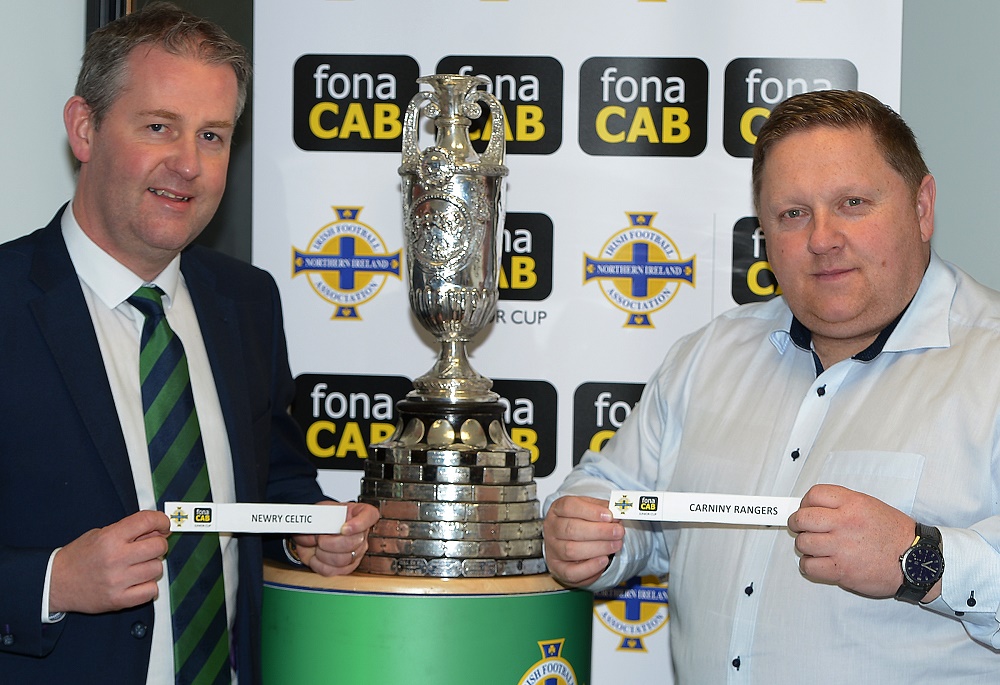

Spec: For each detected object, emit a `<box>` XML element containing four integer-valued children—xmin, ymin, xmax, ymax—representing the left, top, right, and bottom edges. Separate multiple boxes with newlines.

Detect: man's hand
<box><xmin>543</xmin><ymin>495</ymin><xmax>624</xmax><ymax>587</ymax></box>
<box><xmin>788</xmin><ymin>484</ymin><xmax>937</xmax><ymax>599</ymax></box>
<box><xmin>291</xmin><ymin>501</ymin><xmax>380</xmax><ymax>576</ymax></box>
<box><xmin>49</xmin><ymin>510</ymin><xmax>170</xmax><ymax>614</ymax></box>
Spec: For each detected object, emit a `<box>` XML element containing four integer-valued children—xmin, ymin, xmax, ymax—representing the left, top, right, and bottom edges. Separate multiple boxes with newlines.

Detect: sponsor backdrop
<box><xmin>252</xmin><ymin>1</ymin><xmax>902</xmax><ymax>682</ymax></box>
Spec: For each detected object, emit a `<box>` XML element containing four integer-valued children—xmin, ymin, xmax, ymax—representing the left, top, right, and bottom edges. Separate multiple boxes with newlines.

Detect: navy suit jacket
<box><xmin>0</xmin><ymin>207</ymin><xmax>324</xmax><ymax>684</ymax></box>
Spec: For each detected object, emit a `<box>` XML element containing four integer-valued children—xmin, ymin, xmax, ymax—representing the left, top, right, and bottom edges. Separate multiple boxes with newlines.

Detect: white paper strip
<box><xmin>165</xmin><ymin>502</ymin><xmax>347</xmax><ymax>533</ymax></box>
<box><xmin>609</xmin><ymin>490</ymin><xmax>800</xmax><ymax>527</ymax></box>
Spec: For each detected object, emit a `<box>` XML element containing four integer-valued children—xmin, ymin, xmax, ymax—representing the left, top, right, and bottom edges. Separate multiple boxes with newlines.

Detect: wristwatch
<box><xmin>895</xmin><ymin>522</ymin><xmax>944</xmax><ymax>603</ymax></box>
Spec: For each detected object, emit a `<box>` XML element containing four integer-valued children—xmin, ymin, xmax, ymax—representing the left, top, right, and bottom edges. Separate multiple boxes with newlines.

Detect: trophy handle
<box><xmin>470</xmin><ymin>90</ymin><xmax>506</xmax><ymax>167</ymax></box>
<box><xmin>401</xmin><ymin>91</ymin><xmax>435</xmax><ymax>169</ymax></box>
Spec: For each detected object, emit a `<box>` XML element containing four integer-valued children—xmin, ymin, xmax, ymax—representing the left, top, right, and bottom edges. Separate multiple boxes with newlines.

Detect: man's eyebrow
<box><xmin>139</xmin><ymin>108</ymin><xmax>180</xmax><ymax>120</ymax></box>
<box><xmin>138</xmin><ymin>109</ymin><xmax>234</xmax><ymax>129</ymax></box>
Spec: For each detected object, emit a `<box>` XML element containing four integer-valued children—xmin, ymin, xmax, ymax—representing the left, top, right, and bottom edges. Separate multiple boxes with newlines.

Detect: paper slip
<box><xmin>609</xmin><ymin>490</ymin><xmax>801</xmax><ymax>527</ymax></box>
<box><xmin>165</xmin><ymin>502</ymin><xmax>347</xmax><ymax>534</ymax></box>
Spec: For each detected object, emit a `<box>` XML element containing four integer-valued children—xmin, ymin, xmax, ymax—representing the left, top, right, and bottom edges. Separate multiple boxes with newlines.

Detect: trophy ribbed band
<box><xmin>361</xmin><ymin>480</ymin><xmax>537</xmax><ymax>504</ymax></box>
<box><xmin>373</xmin><ymin>445</ymin><xmax>531</xmax><ymax>468</ymax></box>
<box><xmin>366</xmin><ymin>537</ymin><xmax>543</xmax><ymax>559</ymax></box>
<box><xmin>371</xmin><ymin>519</ymin><xmax>543</xmax><ymax>541</ymax></box>
<box><xmin>409</xmin><ymin>286</ymin><xmax>494</xmax><ymax>324</ymax></box>
<box><xmin>360</xmin><ymin>499</ymin><xmax>540</xmax><ymax>524</ymax></box>
<box><xmin>410</xmin><ymin>378</ymin><xmax>497</xmax><ymax>402</ymax></box>
<box><xmin>357</xmin><ymin>555</ymin><xmax>547</xmax><ymax>578</ymax></box>
<box><xmin>365</xmin><ymin>461</ymin><xmax>535</xmax><ymax>485</ymax></box>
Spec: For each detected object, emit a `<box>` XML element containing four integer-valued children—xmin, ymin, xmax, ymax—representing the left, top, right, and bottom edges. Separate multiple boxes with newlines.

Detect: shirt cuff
<box><xmin>283</xmin><ymin>538</ymin><xmax>305</xmax><ymax>567</ymax></box>
<box><xmin>42</xmin><ymin>548</ymin><xmax>67</xmax><ymax>624</ymax></box>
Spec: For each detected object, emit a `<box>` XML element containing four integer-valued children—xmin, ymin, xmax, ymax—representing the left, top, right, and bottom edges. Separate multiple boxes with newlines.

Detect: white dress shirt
<box><xmin>548</xmin><ymin>252</ymin><xmax>1000</xmax><ymax>683</ymax></box>
<box><xmin>57</xmin><ymin>204</ymin><xmax>239</xmax><ymax>685</ymax></box>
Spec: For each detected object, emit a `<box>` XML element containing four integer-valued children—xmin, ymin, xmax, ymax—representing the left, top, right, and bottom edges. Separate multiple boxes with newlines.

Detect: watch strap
<box><xmin>914</xmin><ymin>522</ymin><xmax>941</xmax><ymax>548</ymax></box>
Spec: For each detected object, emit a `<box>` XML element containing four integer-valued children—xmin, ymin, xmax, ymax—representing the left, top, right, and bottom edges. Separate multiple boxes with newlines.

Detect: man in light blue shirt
<box><xmin>544</xmin><ymin>90</ymin><xmax>1000</xmax><ymax>682</ymax></box>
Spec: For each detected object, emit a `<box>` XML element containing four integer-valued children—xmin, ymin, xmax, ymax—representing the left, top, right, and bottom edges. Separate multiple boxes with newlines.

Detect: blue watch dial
<box><xmin>903</xmin><ymin>545</ymin><xmax>943</xmax><ymax>586</ymax></box>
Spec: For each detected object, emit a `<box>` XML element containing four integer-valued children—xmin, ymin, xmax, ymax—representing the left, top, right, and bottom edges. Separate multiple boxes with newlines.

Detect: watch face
<box><xmin>902</xmin><ymin>545</ymin><xmax>943</xmax><ymax>586</ymax></box>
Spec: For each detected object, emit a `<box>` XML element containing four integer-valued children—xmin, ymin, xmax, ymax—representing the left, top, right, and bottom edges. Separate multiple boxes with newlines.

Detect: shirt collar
<box><xmin>61</xmin><ymin>201</ymin><xmax>183</xmax><ymax>311</ymax></box>
<box><xmin>770</xmin><ymin>251</ymin><xmax>954</xmax><ymax>371</ymax></box>
<box><xmin>789</xmin><ymin>308</ymin><xmax>906</xmax><ymax>375</ymax></box>
<box><xmin>882</xmin><ymin>250</ymin><xmax>954</xmax><ymax>353</ymax></box>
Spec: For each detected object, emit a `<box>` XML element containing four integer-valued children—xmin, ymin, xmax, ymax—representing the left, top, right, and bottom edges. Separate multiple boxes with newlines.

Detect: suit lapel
<box><xmin>182</xmin><ymin>254</ymin><xmax>259</xmax><ymax>501</ymax></box>
<box><xmin>28</xmin><ymin>214</ymin><xmax>140</xmax><ymax>513</ymax></box>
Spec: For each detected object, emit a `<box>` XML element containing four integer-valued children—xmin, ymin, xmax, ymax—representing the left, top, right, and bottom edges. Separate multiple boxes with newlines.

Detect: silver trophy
<box><xmin>359</xmin><ymin>74</ymin><xmax>545</xmax><ymax>577</ymax></box>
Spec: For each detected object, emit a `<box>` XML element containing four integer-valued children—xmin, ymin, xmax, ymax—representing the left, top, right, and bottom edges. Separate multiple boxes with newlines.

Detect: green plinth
<box><xmin>261</xmin><ymin>562</ymin><xmax>592</xmax><ymax>684</ymax></box>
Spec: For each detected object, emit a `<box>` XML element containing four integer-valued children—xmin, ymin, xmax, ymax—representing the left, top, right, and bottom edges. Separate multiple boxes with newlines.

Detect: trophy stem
<box><xmin>412</xmin><ymin>340</ymin><xmax>496</xmax><ymax>402</ymax></box>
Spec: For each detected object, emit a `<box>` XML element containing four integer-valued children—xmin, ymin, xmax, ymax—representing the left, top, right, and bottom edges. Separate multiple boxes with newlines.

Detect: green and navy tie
<box><xmin>129</xmin><ymin>286</ymin><xmax>231</xmax><ymax>685</ymax></box>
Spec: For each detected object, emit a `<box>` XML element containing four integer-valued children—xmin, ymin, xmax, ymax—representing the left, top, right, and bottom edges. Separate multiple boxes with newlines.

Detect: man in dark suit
<box><xmin>0</xmin><ymin>3</ymin><xmax>379</xmax><ymax>683</ymax></box>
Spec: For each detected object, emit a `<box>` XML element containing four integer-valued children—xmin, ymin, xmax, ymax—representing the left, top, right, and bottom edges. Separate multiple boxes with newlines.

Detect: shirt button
<box><xmin>744</xmin><ymin>583</ymin><xmax>754</xmax><ymax>596</ymax></box>
<box><xmin>791</xmin><ymin>449</ymin><xmax>800</xmax><ymax>461</ymax></box>
<box><xmin>130</xmin><ymin>621</ymin><xmax>148</xmax><ymax>639</ymax></box>
<box><xmin>732</xmin><ymin>656</ymin><xmax>741</xmax><ymax>670</ymax></box>
<box><xmin>816</xmin><ymin>385</ymin><xmax>826</xmax><ymax>397</ymax></box>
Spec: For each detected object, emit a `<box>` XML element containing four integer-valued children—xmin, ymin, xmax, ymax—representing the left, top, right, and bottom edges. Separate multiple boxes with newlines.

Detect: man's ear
<box><xmin>916</xmin><ymin>174</ymin><xmax>936</xmax><ymax>244</ymax></box>
<box><xmin>64</xmin><ymin>96</ymin><xmax>95</xmax><ymax>164</ymax></box>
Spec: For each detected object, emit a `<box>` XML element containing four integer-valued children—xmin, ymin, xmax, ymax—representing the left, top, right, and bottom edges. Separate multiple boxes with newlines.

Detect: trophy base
<box><xmin>360</xmin><ymin>397</ymin><xmax>546</xmax><ymax>577</ymax></box>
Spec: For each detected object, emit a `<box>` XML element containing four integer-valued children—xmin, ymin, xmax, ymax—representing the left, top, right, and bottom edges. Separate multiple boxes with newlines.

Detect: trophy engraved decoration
<box><xmin>358</xmin><ymin>74</ymin><xmax>546</xmax><ymax>577</ymax></box>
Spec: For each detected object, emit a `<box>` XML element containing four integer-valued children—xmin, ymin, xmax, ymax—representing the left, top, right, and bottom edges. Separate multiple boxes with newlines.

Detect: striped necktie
<box><xmin>129</xmin><ymin>286</ymin><xmax>231</xmax><ymax>685</ymax></box>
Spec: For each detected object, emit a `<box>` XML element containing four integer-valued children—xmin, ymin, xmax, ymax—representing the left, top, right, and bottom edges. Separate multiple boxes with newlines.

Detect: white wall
<box><xmin>0</xmin><ymin>1</ymin><xmax>84</xmax><ymax>240</ymax></box>
<box><xmin>901</xmin><ymin>0</ymin><xmax>1000</xmax><ymax>290</ymax></box>
<box><xmin>3</xmin><ymin>1</ymin><xmax>999</xmax><ymax>291</ymax></box>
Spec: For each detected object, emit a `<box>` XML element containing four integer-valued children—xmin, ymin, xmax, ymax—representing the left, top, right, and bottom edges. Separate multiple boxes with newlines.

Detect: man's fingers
<box><xmin>559</xmin><ymin>537</ymin><xmax>623</xmax><ymax>563</ymax></box>
<box><xmin>788</xmin><ymin>505</ymin><xmax>835</xmax><ymax>535</ymax></box>
<box><xmin>291</xmin><ymin>533</ymin><xmax>319</xmax><ymax>548</ymax></box>
<box><xmin>316</xmin><ymin>531</ymin><xmax>367</xmax><ymax>555</ymax></box>
<box><xmin>309</xmin><ymin>543</ymin><xmax>367</xmax><ymax>577</ymax></box>
<box><xmin>799</xmin><ymin>554</ymin><xmax>843</xmax><ymax>584</ymax></box>
<box><xmin>559</xmin><ymin>514</ymin><xmax>624</xmax><ymax>542</ymax></box>
<box><xmin>547</xmin><ymin>554</ymin><xmax>616</xmax><ymax>588</ymax></box>
<box><xmin>117</xmin><ymin>509</ymin><xmax>171</xmax><ymax>540</ymax></box>
<box><xmin>793</xmin><ymin>530</ymin><xmax>838</xmax><ymax>559</ymax></box>
<box><xmin>340</xmin><ymin>501</ymin><xmax>379</xmax><ymax>536</ymax></box>
<box><xmin>50</xmin><ymin>519</ymin><xmax>169</xmax><ymax>614</ymax></box>
<box><xmin>798</xmin><ymin>484</ymin><xmax>851</xmax><ymax>510</ymax></box>
<box><xmin>549</xmin><ymin>495</ymin><xmax>615</xmax><ymax>523</ymax></box>
<box><xmin>544</xmin><ymin>495</ymin><xmax>625</xmax><ymax>588</ymax></box>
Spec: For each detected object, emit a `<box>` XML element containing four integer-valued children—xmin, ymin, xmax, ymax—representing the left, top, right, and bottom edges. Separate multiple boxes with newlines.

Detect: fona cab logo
<box><xmin>594</xmin><ymin>575</ymin><xmax>669</xmax><ymax>651</ymax></box>
<box><xmin>517</xmin><ymin>639</ymin><xmax>577</xmax><ymax>685</ymax></box>
<box><xmin>584</xmin><ymin>212</ymin><xmax>695</xmax><ymax>327</ymax></box>
<box><xmin>292</xmin><ymin>206</ymin><xmax>402</xmax><ymax>319</ymax></box>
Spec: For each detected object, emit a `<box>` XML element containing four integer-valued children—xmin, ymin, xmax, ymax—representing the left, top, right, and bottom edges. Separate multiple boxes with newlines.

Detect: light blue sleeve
<box><xmin>544</xmin><ymin>352</ymin><xmax>682</xmax><ymax>591</ymax></box>
<box><xmin>922</xmin><ymin>524</ymin><xmax>1000</xmax><ymax>648</ymax></box>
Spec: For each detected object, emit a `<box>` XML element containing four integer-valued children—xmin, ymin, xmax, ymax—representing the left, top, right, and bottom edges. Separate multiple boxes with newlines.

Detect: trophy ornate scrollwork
<box><xmin>358</xmin><ymin>74</ymin><xmax>546</xmax><ymax>578</ymax></box>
